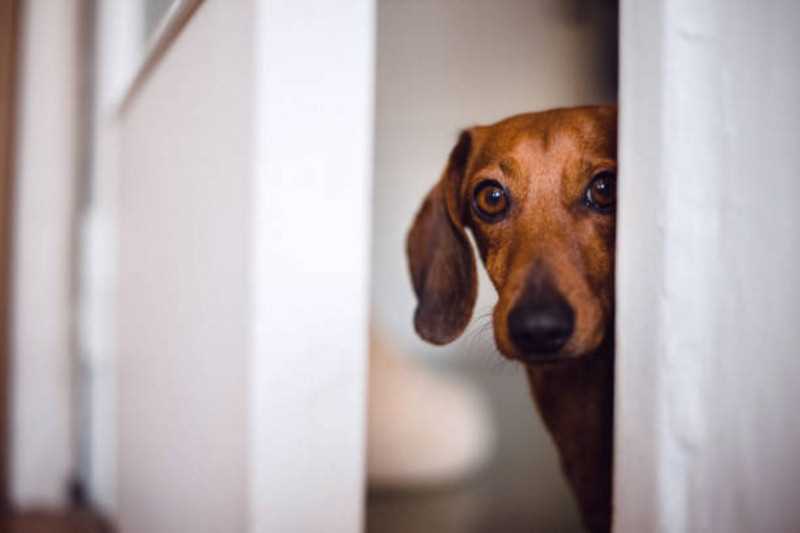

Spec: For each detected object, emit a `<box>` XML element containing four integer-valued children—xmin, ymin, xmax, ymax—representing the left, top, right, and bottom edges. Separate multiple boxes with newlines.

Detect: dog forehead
<box><xmin>468</xmin><ymin>107</ymin><xmax>616</xmax><ymax>173</ymax></box>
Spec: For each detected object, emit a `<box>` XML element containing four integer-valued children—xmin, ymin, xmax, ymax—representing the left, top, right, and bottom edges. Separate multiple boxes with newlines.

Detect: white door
<box><xmin>87</xmin><ymin>1</ymin><xmax>375</xmax><ymax>531</ymax></box>
<box><xmin>616</xmin><ymin>1</ymin><xmax>800</xmax><ymax>531</ymax></box>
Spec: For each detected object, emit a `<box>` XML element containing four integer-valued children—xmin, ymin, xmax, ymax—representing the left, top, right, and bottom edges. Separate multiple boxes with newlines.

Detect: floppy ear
<box><xmin>406</xmin><ymin>131</ymin><xmax>477</xmax><ymax>345</ymax></box>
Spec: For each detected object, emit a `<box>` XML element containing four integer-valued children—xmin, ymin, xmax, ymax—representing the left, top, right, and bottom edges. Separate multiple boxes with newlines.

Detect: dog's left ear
<box><xmin>406</xmin><ymin>130</ymin><xmax>477</xmax><ymax>345</ymax></box>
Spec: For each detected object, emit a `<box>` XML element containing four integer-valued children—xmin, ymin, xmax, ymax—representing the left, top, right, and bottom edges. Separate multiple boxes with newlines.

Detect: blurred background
<box><xmin>0</xmin><ymin>0</ymin><xmax>617</xmax><ymax>532</ymax></box>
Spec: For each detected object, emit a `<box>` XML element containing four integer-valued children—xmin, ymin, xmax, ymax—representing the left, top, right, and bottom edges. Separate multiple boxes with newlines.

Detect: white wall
<box><xmin>116</xmin><ymin>2</ymin><xmax>251</xmax><ymax>530</ymax></box>
<box><xmin>113</xmin><ymin>1</ymin><xmax>374</xmax><ymax>532</ymax></box>
<box><xmin>81</xmin><ymin>0</ymin><xmax>142</xmax><ymax>515</ymax></box>
<box><xmin>249</xmin><ymin>1</ymin><xmax>374</xmax><ymax>530</ymax></box>
<box><xmin>616</xmin><ymin>1</ymin><xmax>800</xmax><ymax>531</ymax></box>
<box><xmin>11</xmin><ymin>0</ymin><xmax>80</xmax><ymax>508</ymax></box>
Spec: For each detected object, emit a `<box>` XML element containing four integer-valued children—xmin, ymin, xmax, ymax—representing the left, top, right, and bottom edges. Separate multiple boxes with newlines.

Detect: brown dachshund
<box><xmin>407</xmin><ymin>106</ymin><xmax>617</xmax><ymax>532</ymax></box>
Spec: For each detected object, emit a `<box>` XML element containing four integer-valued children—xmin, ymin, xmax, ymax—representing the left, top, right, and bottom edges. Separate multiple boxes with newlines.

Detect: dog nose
<box><xmin>507</xmin><ymin>294</ymin><xmax>574</xmax><ymax>358</ymax></box>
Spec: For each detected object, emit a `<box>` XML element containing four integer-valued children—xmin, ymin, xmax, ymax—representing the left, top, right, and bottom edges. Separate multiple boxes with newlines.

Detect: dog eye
<box><xmin>472</xmin><ymin>180</ymin><xmax>509</xmax><ymax>222</ymax></box>
<box><xmin>585</xmin><ymin>171</ymin><xmax>617</xmax><ymax>213</ymax></box>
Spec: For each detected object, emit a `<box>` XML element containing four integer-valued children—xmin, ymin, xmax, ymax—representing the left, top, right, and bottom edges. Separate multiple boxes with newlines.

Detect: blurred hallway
<box><xmin>367</xmin><ymin>356</ymin><xmax>583</xmax><ymax>533</ymax></box>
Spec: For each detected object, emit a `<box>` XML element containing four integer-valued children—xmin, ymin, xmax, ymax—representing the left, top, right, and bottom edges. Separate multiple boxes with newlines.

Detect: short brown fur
<box><xmin>407</xmin><ymin>106</ymin><xmax>617</xmax><ymax>532</ymax></box>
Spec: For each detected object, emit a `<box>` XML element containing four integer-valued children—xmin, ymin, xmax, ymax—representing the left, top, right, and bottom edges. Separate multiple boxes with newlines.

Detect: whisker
<box><xmin>455</xmin><ymin>306</ymin><xmax>526</xmax><ymax>377</ymax></box>
<box><xmin>458</xmin><ymin>311</ymin><xmax>515</xmax><ymax>375</ymax></box>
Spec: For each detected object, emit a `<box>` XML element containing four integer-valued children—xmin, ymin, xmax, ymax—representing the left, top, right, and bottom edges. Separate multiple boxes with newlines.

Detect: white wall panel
<box><xmin>12</xmin><ymin>0</ymin><xmax>79</xmax><ymax>508</ymax></box>
<box><xmin>616</xmin><ymin>1</ymin><xmax>800</xmax><ymax>531</ymax></box>
<box><xmin>249</xmin><ymin>1</ymin><xmax>374</xmax><ymax>531</ymax></box>
<box><xmin>82</xmin><ymin>0</ymin><xmax>142</xmax><ymax>515</ymax></box>
<box><xmin>116</xmin><ymin>2</ymin><xmax>251</xmax><ymax>531</ymax></box>
<box><xmin>115</xmin><ymin>1</ymin><xmax>374</xmax><ymax>531</ymax></box>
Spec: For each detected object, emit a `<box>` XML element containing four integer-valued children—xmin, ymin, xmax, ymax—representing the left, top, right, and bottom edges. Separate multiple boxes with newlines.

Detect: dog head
<box><xmin>407</xmin><ymin>106</ymin><xmax>617</xmax><ymax>363</ymax></box>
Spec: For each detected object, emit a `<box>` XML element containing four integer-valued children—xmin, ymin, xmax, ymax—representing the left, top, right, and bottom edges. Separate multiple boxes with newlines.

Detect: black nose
<box><xmin>507</xmin><ymin>290</ymin><xmax>574</xmax><ymax>358</ymax></box>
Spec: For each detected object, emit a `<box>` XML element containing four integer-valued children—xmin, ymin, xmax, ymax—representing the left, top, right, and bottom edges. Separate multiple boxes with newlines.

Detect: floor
<box><xmin>366</xmin><ymin>351</ymin><xmax>584</xmax><ymax>533</ymax></box>
<box><xmin>1</xmin><ymin>509</ymin><xmax>111</xmax><ymax>533</ymax></box>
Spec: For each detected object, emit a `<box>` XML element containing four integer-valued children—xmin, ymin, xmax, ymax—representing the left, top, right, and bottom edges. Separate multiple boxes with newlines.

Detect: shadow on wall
<box><xmin>368</xmin><ymin>0</ymin><xmax>617</xmax><ymax>531</ymax></box>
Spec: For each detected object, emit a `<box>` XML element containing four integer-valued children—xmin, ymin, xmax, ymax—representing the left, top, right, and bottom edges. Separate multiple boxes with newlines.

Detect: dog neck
<box><xmin>525</xmin><ymin>341</ymin><xmax>614</xmax><ymax>533</ymax></box>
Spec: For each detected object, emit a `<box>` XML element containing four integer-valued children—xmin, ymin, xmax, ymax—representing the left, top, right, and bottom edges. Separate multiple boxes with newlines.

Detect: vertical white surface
<box><xmin>81</xmin><ymin>0</ymin><xmax>142</xmax><ymax>515</ymax></box>
<box><xmin>115</xmin><ymin>0</ymin><xmax>374</xmax><ymax>530</ymax></box>
<box><xmin>250</xmin><ymin>1</ymin><xmax>374</xmax><ymax>532</ymax></box>
<box><xmin>11</xmin><ymin>0</ymin><xmax>79</xmax><ymax>508</ymax></box>
<box><xmin>116</xmin><ymin>2</ymin><xmax>251</xmax><ymax>531</ymax></box>
<box><xmin>617</xmin><ymin>1</ymin><xmax>800</xmax><ymax>531</ymax></box>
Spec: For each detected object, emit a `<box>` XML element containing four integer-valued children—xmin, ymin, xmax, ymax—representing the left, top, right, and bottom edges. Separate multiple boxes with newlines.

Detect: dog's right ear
<box><xmin>406</xmin><ymin>131</ymin><xmax>477</xmax><ymax>345</ymax></box>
